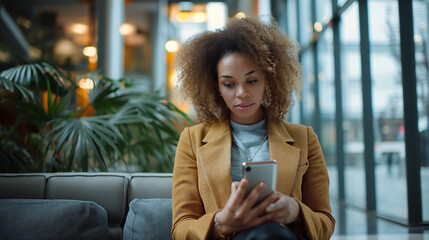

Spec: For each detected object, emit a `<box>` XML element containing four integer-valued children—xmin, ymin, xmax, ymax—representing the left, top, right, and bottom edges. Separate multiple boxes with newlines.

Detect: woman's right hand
<box><xmin>213</xmin><ymin>178</ymin><xmax>279</xmax><ymax>236</ymax></box>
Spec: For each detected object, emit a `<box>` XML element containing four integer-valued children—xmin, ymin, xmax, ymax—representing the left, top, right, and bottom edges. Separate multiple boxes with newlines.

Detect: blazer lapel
<box><xmin>197</xmin><ymin>120</ymin><xmax>232</xmax><ymax>208</ymax></box>
<box><xmin>267</xmin><ymin>119</ymin><xmax>301</xmax><ymax>196</ymax></box>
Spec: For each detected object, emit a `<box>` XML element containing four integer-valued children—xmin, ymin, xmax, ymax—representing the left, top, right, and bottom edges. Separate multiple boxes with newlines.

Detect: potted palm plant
<box><xmin>0</xmin><ymin>54</ymin><xmax>191</xmax><ymax>173</ymax></box>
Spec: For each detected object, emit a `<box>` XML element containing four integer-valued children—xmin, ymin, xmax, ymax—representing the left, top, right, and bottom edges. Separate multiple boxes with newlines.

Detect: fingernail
<box><xmin>274</xmin><ymin>210</ymin><xmax>279</xmax><ymax>216</ymax></box>
<box><xmin>259</xmin><ymin>181</ymin><xmax>266</xmax><ymax>188</ymax></box>
<box><xmin>267</xmin><ymin>203</ymin><xmax>275</xmax><ymax>211</ymax></box>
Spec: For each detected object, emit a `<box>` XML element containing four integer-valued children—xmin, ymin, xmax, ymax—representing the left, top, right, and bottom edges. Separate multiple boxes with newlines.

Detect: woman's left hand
<box><xmin>265</xmin><ymin>192</ymin><xmax>300</xmax><ymax>225</ymax></box>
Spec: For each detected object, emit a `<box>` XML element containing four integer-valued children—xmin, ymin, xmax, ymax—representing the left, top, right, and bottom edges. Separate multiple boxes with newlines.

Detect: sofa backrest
<box><xmin>0</xmin><ymin>174</ymin><xmax>46</xmax><ymax>199</ymax></box>
<box><xmin>128</xmin><ymin>173</ymin><xmax>172</xmax><ymax>202</ymax></box>
<box><xmin>45</xmin><ymin>173</ymin><xmax>130</xmax><ymax>239</ymax></box>
<box><xmin>0</xmin><ymin>172</ymin><xmax>173</xmax><ymax>240</ymax></box>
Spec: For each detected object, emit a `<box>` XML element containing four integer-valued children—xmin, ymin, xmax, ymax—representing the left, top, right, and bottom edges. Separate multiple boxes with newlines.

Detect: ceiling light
<box><xmin>165</xmin><ymin>40</ymin><xmax>180</xmax><ymax>53</ymax></box>
<box><xmin>120</xmin><ymin>23</ymin><xmax>137</xmax><ymax>35</ymax></box>
<box><xmin>314</xmin><ymin>22</ymin><xmax>323</xmax><ymax>32</ymax></box>
<box><xmin>71</xmin><ymin>24</ymin><xmax>89</xmax><ymax>34</ymax></box>
<box><xmin>83</xmin><ymin>46</ymin><xmax>97</xmax><ymax>57</ymax></box>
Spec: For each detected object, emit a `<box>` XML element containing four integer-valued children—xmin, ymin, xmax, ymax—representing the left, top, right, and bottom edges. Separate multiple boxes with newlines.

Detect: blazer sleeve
<box><xmin>290</xmin><ymin>126</ymin><xmax>336</xmax><ymax>239</ymax></box>
<box><xmin>171</xmin><ymin>127</ymin><xmax>215</xmax><ymax>240</ymax></box>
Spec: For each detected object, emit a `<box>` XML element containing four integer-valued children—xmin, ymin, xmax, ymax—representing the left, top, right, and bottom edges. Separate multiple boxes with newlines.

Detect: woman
<box><xmin>171</xmin><ymin>17</ymin><xmax>335</xmax><ymax>240</ymax></box>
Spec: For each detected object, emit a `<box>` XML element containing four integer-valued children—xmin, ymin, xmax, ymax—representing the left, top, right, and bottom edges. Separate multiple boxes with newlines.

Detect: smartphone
<box><xmin>242</xmin><ymin>160</ymin><xmax>277</xmax><ymax>205</ymax></box>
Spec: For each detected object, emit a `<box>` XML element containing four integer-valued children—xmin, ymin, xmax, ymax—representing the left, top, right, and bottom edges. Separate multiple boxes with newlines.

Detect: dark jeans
<box><xmin>232</xmin><ymin>222</ymin><xmax>298</xmax><ymax>240</ymax></box>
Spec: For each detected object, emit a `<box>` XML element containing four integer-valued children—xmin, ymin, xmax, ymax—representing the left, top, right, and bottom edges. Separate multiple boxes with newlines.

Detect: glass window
<box><xmin>0</xmin><ymin>1</ymin><xmax>94</xmax><ymax>72</ymax></box>
<box><xmin>413</xmin><ymin>0</ymin><xmax>429</xmax><ymax>222</ymax></box>
<box><xmin>340</xmin><ymin>2</ymin><xmax>366</xmax><ymax>208</ymax></box>
<box><xmin>301</xmin><ymin>50</ymin><xmax>315</xmax><ymax>128</ymax></box>
<box><xmin>299</xmin><ymin>0</ymin><xmax>313</xmax><ymax>46</ymax></box>
<box><xmin>123</xmin><ymin>1</ymin><xmax>157</xmax><ymax>86</ymax></box>
<box><xmin>369</xmin><ymin>0</ymin><xmax>408</xmax><ymax>221</ymax></box>
<box><xmin>286</xmin><ymin>0</ymin><xmax>298</xmax><ymax>40</ymax></box>
<box><xmin>316</xmin><ymin>0</ymin><xmax>332</xmax><ymax>25</ymax></box>
<box><xmin>338</xmin><ymin>0</ymin><xmax>349</xmax><ymax>9</ymax></box>
<box><xmin>318</xmin><ymin>27</ymin><xmax>338</xmax><ymax>198</ymax></box>
<box><xmin>286</xmin><ymin>0</ymin><xmax>300</xmax><ymax>124</ymax></box>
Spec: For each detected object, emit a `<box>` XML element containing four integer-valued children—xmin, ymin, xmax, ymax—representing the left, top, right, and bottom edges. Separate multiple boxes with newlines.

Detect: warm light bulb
<box><xmin>71</xmin><ymin>24</ymin><xmax>89</xmax><ymax>34</ymax></box>
<box><xmin>235</xmin><ymin>12</ymin><xmax>246</xmax><ymax>19</ymax></box>
<box><xmin>165</xmin><ymin>40</ymin><xmax>180</xmax><ymax>52</ymax></box>
<box><xmin>83</xmin><ymin>46</ymin><xmax>97</xmax><ymax>57</ymax></box>
<box><xmin>120</xmin><ymin>23</ymin><xmax>136</xmax><ymax>35</ymax></box>
<box><xmin>314</xmin><ymin>22</ymin><xmax>323</xmax><ymax>32</ymax></box>
<box><xmin>78</xmin><ymin>78</ymin><xmax>95</xmax><ymax>90</ymax></box>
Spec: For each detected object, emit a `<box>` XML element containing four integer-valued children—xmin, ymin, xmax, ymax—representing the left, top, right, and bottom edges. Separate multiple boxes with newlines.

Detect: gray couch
<box><xmin>0</xmin><ymin>172</ymin><xmax>173</xmax><ymax>240</ymax></box>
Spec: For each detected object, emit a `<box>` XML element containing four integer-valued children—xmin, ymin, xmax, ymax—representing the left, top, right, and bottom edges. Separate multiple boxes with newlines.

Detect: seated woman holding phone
<box><xmin>171</xmin><ymin>17</ymin><xmax>335</xmax><ymax>240</ymax></box>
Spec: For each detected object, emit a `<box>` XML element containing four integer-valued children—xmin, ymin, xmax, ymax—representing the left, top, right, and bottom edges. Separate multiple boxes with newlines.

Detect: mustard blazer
<box><xmin>171</xmin><ymin>118</ymin><xmax>335</xmax><ymax>239</ymax></box>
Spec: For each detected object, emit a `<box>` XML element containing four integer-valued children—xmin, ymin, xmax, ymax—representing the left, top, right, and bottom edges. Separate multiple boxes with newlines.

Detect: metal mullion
<box><xmin>311</xmin><ymin>0</ymin><xmax>321</xmax><ymax>137</ymax></box>
<box><xmin>96</xmin><ymin>0</ymin><xmax>106</xmax><ymax>73</ymax></box>
<box><xmin>297</xmin><ymin>0</ymin><xmax>304</xmax><ymax>124</ymax></box>
<box><xmin>358</xmin><ymin>0</ymin><xmax>376</xmax><ymax>211</ymax></box>
<box><xmin>335</xmin><ymin>0</ymin><xmax>356</xmax><ymax>18</ymax></box>
<box><xmin>332</xmin><ymin>0</ymin><xmax>345</xmax><ymax>201</ymax></box>
<box><xmin>398</xmin><ymin>0</ymin><xmax>423</xmax><ymax>226</ymax></box>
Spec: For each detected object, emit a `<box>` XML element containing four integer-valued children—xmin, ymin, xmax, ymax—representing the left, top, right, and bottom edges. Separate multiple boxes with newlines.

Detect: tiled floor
<box><xmin>331</xmin><ymin>199</ymin><xmax>429</xmax><ymax>240</ymax></box>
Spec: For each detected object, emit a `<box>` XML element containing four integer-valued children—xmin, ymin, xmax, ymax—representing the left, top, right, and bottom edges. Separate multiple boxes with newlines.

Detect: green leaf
<box><xmin>44</xmin><ymin>116</ymin><xmax>124</xmax><ymax>172</ymax></box>
<box><xmin>1</xmin><ymin>76</ymin><xmax>14</xmax><ymax>92</ymax></box>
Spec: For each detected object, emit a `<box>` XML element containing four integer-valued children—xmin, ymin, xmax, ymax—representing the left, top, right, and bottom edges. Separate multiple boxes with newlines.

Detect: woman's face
<box><xmin>217</xmin><ymin>52</ymin><xmax>265</xmax><ymax>125</ymax></box>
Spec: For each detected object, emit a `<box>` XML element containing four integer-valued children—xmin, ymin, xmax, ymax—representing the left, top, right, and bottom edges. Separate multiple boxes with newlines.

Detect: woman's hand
<box><xmin>265</xmin><ymin>192</ymin><xmax>300</xmax><ymax>225</ymax></box>
<box><xmin>213</xmin><ymin>178</ymin><xmax>279</xmax><ymax>237</ymax></box>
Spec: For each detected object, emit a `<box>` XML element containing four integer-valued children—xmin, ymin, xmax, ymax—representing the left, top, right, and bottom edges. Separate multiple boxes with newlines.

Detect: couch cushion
<box><xmin>0</xmin><ymin>199</ymin><xmax>108</xmax><ymax>240</ymax></box>
<box><xmin>123</xmin><ymin>198</ymin><xmax>172</xmax><ymax>240</ymax></box>
<box><xmin>0</xmin><ymin>174</ymin><xmax>46</xmax><ymax>199</ymax></box>
<box><xmin>129</xmin><ymin>173</ymin><xmax>172</xmax><ymax>203</ymax></box>
<box><xmin>45</xmin><ymin>173</ymin><xmax>129</xmax><ymax>224</ymax></box>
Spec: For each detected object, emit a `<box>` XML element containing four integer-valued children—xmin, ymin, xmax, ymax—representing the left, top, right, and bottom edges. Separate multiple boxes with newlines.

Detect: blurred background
<box><xmin>0</xmin><ymin>0</ymin><xmax>428</xmax><ymax>236</ymax></box>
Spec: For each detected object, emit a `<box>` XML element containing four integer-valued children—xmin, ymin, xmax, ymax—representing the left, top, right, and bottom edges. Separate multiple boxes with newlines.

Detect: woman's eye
<box><xmin>247</xmin><ymin>80</ymin><xmax>258</xmax><ymax>85</ymax></box>
<box><xmin>223</xmin><ymin>82</ymin><xmax>234</xmax><ymax>87</ymax></box>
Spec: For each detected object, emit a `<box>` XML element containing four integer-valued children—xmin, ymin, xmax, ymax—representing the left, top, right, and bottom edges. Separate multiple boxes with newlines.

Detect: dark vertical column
<box><xmin>332</xmin><ymin>0</ymin><xmax>345</xmax><ymax>201</ymax></box>
<box><xmin>398</xmin><ymin>0</ymin><xmax>423</xmax><ymax>226</ymax></box>
<box><xmin>312</xmin><ymin>0</ymin><xmax>321</xmax><ymax>137</ymax></box>
<box><xmin>297</xmin><ymin>0</ymin><xmax>305</xmax><ymax>124</ymax></box>
<box><xmin>96</xmin><ymin>0</ymin><xmax>106</xmax><ymax>74</ymax></box>
<box><xmin>358</xmin><ymin>0</ymin><xmax>376</xmax><ymax>211</ymax></box>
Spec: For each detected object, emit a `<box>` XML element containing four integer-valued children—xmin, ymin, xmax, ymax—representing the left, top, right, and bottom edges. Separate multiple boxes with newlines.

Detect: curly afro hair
<box><xmin>174</xmin><ymin>17</ymin><xmax>302</xmax><ymax>123</ymax></box>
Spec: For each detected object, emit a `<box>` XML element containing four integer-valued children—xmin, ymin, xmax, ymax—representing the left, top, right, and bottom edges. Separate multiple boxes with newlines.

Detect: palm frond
<box><xmin>89</xmin><ymin>80</ymin><xmax>128</xmax><ymax>113</ymax></box>
<box><xmin>0</xmin><ymin>132</ymin><xmax>34</xmax><ymax>173</ymax></box>
<box><xmin>44</xmin><ymin>81</ymin><xmax>73</xmax><ymax>118</ymax></box>
<box><xmin>109</xmin><ymin>95</ymin><xmax>191</xmax><ymax>172</ymax></box>
<box><xmin>17</xmin><ymin>83</ymin><xmax>74</xmax><ymax>127</ymax></box>
<box><xmin>0</xmin><ymin>76</ymin><xmax>35</xmax><ymax>102</ymax></box>
<box><xmin>44</xmin><ymin>116</ymin><xmax>125</xmax><ymax>172</ymax></box>
<box><xmin>0</xmin><ymin>62</ymin><xmax>70</xmax><ymax>92</ymax></box>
